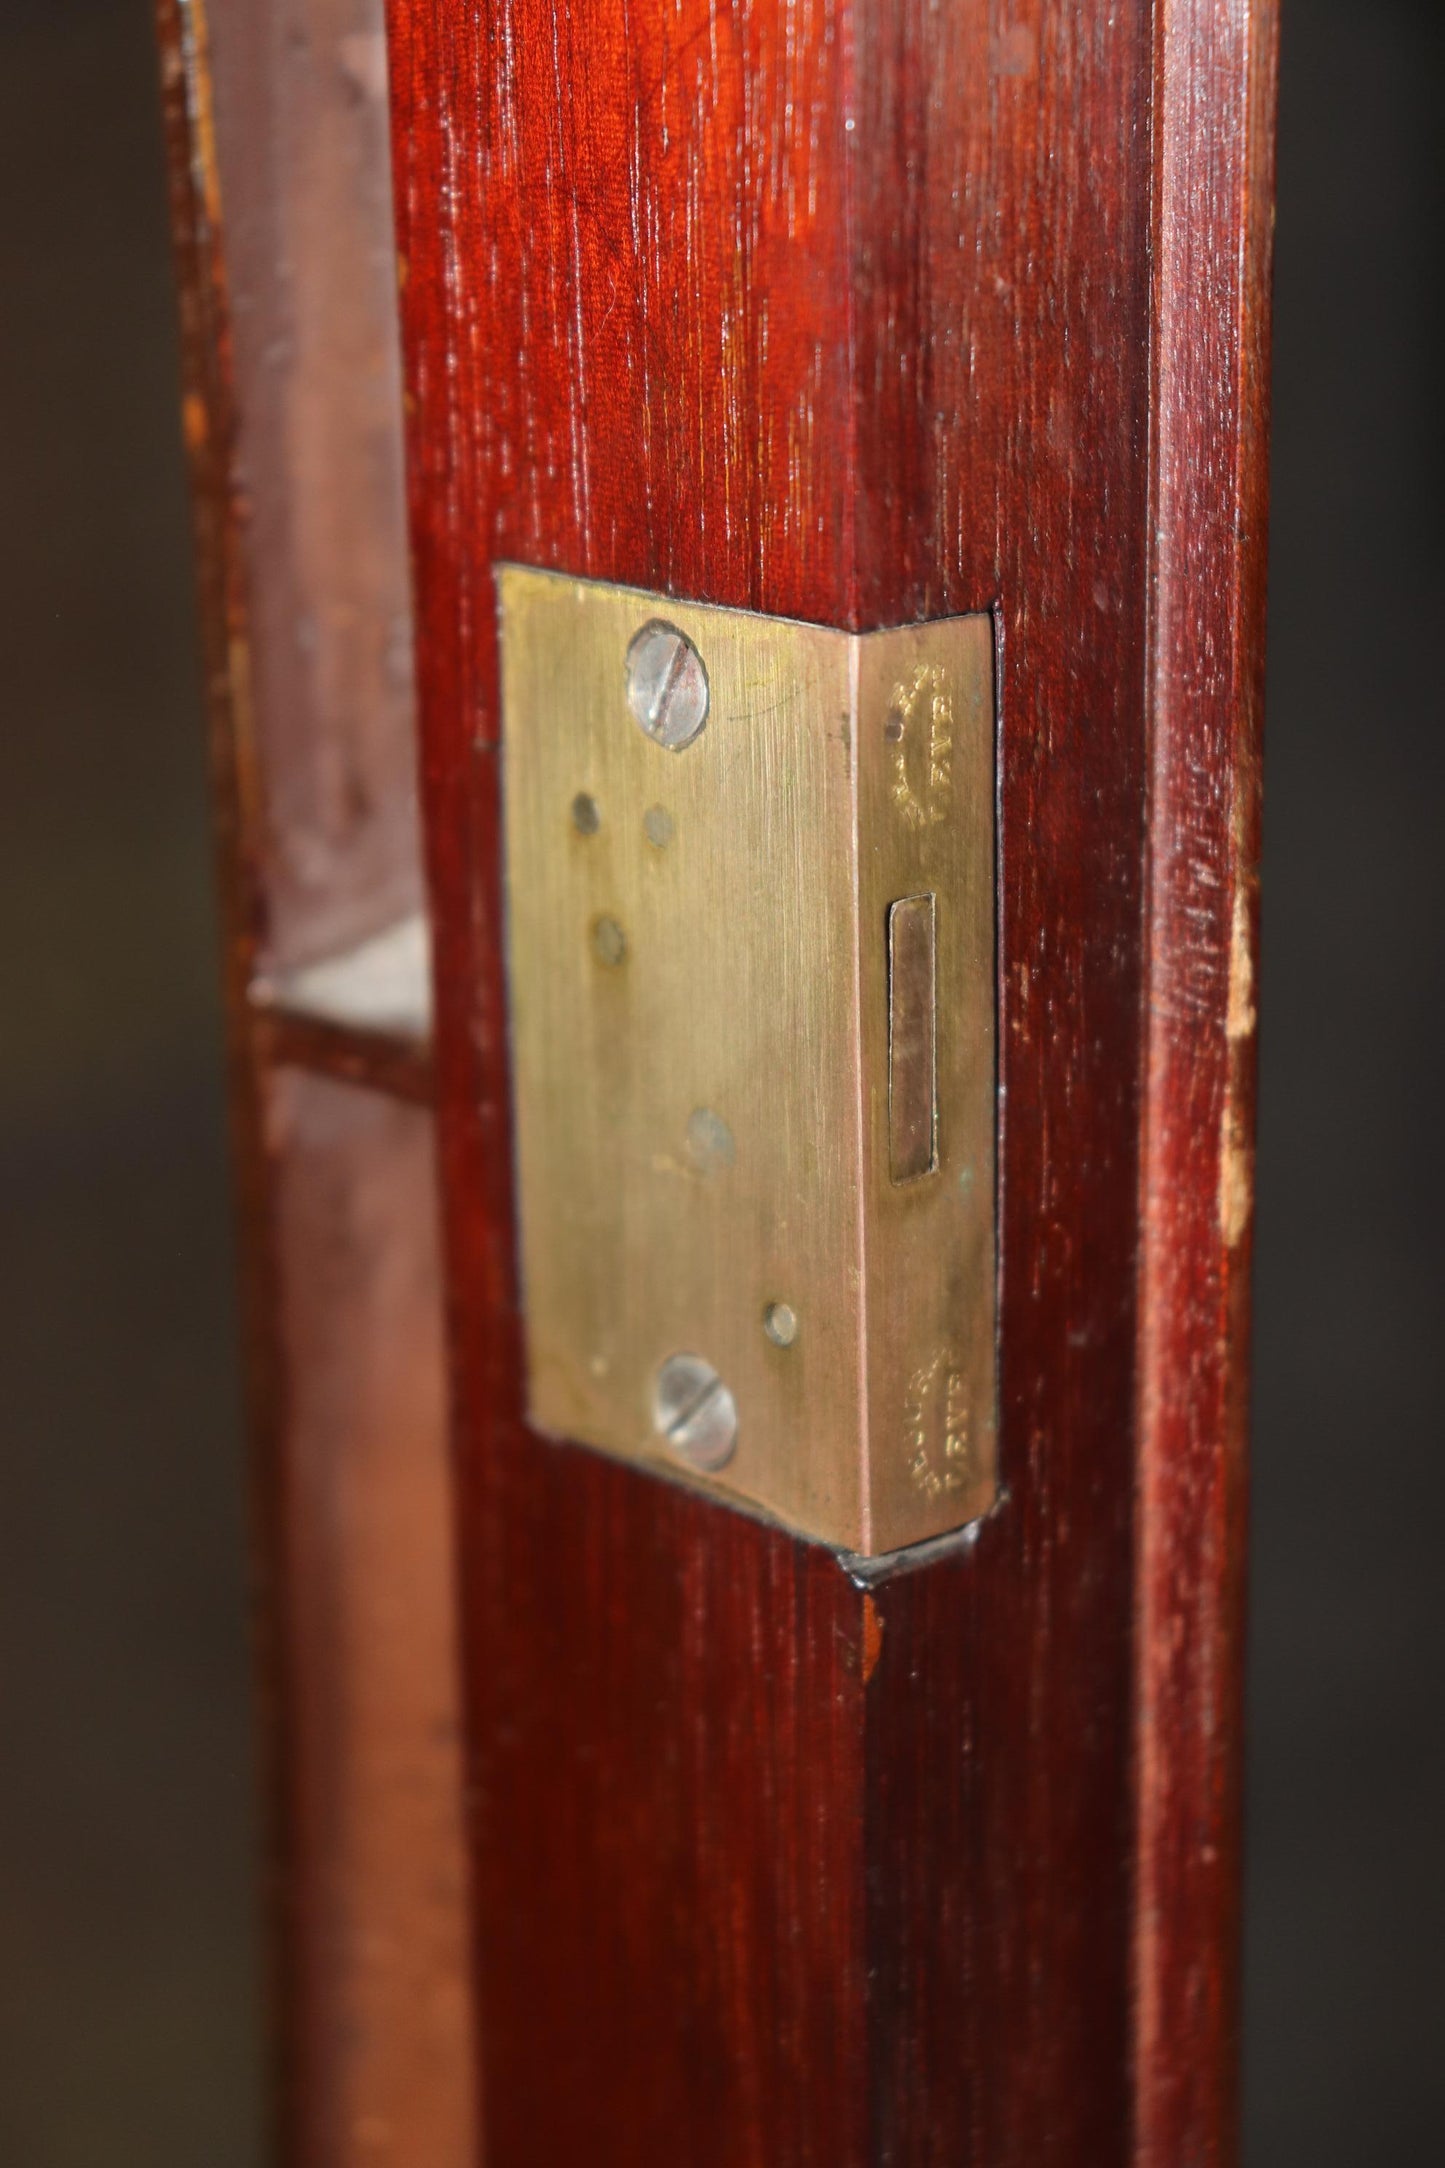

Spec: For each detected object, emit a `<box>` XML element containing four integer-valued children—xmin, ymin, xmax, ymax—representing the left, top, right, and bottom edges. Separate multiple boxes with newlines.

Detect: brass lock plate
<box><xmin>499</xmin><ymin>567</ymin><xmax>996</xmax><ymax>1556</ymax></box>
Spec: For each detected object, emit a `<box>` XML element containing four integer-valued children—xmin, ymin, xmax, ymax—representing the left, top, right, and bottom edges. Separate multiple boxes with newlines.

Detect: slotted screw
<box><xmin>626</xmin><ymin>621</ymin><xmax>710</xmax><ymax>750</ymax></box>
<box><xmin>653</xmin><ymin>1353</ymin><xmax>737</xmax><ymax>1471</ymax></box>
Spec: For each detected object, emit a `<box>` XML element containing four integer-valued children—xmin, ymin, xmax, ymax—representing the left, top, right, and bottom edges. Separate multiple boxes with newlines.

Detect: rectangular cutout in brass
<box><xmin>888</xmin><ymin>894</ymin><xmax>938</xmax><ymax>1185</ymax></box>
<box><xmin>498</xmin><ymin>567</ymin><xmax>996</xmax><ymax>1556</ymax></box>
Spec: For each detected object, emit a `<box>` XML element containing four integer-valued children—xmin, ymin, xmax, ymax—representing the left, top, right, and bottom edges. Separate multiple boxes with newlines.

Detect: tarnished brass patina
<box><xmin>498</xmin><ymin>567</ymin><xmax>996</xmax><ymax>1556</ymax></box>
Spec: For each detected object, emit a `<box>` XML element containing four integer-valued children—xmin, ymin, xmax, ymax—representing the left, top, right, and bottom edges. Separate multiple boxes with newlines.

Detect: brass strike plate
<box><xmin>499</xmin><ymin>567</ymin><xmax>996</xmax><ymax>1556</ymax></box>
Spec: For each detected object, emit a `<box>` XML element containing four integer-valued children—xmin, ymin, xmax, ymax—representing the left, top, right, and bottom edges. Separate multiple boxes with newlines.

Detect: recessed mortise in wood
<box><xmin>500</xmin><ymin>568</ymin><xmax>998</xmax><ymax>1555</ymax></box>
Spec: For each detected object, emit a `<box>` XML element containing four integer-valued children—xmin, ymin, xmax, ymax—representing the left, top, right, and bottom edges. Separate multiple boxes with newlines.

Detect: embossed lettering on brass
<box><xmin>498</xmin><ymin>567</ymin><xmax>996</xmax><ymax>1556</ymax></box>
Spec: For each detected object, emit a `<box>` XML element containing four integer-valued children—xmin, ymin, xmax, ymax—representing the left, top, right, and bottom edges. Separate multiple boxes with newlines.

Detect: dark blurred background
<box><xmin>0</xmin><ymin>4</ymin><xmax>259</xmax><ymax>2162</ymax></box>
<box><xmin>0</xmin><ymin>1</ymin><xmax>1440</xmax><ymax>2162</ymax></box>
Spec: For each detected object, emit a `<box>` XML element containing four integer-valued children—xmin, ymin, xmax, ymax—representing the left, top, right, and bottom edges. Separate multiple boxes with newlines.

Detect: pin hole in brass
<box><xmin>684</xmin><ymin>1107</ymin><xmax>734</xmax><ymax>1174</ymax></box>
<box><xmin>571</xmin><ymin>791</ymin><xmax>601</xmax><ymax>834</ymax></box>
<box><xmin>590</xmin><ymin>914</ymin><xmax>627</xmax><ymax>968</ymax></box>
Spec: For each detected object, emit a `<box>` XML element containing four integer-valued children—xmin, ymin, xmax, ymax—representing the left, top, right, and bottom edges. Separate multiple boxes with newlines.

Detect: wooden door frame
<box><xmin>158</xmin><ymin>0</ymin><xmax>1278</xmax><ymax>2159</ymax></box>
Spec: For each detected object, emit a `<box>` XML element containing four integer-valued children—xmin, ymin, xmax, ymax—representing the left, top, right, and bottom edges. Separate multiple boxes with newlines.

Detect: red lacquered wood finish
<box><xmin>1137</xmin><ymin>2</ymin><xmax>1279</xmax><ymax>2159</ymax></box>
<box><xmin>386</xmin><ymin>3</ymin><xmax>1276</xmax><ymax>2165</ymax></box>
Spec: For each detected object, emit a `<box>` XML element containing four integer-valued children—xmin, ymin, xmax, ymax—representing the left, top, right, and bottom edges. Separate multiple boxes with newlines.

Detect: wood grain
<box><xmin>1137</xmin><ymin>2</ymin><xmax>1280</xmax><ymax>2161</ymax></box>
<box><xmin>377</xmin><ymin>0</ymin><xmax>1276</xmax><ymax>2158</ymax></box>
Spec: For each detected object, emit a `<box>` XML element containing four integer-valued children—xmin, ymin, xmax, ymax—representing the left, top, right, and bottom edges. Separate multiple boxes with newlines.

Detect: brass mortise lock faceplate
<box><xmin>499</xmin><ymin>567</ymin><xmax>996</xmax><ymax>1557</ymax></box>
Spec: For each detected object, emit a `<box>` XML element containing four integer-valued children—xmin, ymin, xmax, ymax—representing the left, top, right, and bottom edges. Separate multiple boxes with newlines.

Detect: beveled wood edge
<box><xmin>1135</xmin><ymin>1</ymin><xmax>1281</xmax><ymax>2161</ymax></box>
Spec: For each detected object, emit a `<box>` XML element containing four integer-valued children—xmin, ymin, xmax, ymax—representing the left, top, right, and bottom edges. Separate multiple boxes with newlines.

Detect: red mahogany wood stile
<box><xmin>378</xmin><ymin>1</ymin><xmax>1281</xmax><ymax>2164</ymax></box>
<box><xmin>155</xmin><ymin>0</ymin><xmax>1275</xmax><ymax>2145</ymax></box>
<box><xmin>384</xmin><ymin>0</ymin><xmax>1278</xmax><ymax>2162</ymax></box>
<box><xmin>1139</xmin><ymin>2</ymin><xmax>1278</xmax><ymax>2159</ymax></box>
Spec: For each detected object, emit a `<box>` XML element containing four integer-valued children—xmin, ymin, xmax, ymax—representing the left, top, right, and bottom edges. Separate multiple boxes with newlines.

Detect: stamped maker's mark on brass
<box><xmin>887</xmin><ymin>661</ymin><xmax>956</xmax><ymax>830</ymax></box>
<box><xmin>905</xmin><ymin>1354</ymin><xmax>977</xmax><ymax>1502</ymax></box>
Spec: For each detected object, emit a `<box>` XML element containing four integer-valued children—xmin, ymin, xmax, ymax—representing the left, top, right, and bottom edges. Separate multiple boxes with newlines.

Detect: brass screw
<box><xmin>653</xmin><ymin>1353</ymin><xmax>737</xmax><ymax>1471</ymax></box>
<box><xmin>763</xmin><ymin>1302</ymin><xmax>798</xmax><ymax>1349</ymax></box>
<box><xmin>626</xmin><ymin>621</ymin><xmax>709</xmax><ymax>750</ymax></box>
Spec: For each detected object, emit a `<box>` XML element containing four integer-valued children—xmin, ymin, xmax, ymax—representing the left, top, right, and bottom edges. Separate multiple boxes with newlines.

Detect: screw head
<box><xmin>763</xmin><ymin>1302</ymin><xmax>799</xmax><ymax>1349</ymax></box>
<box><xmin>626</xmin><ymin>620</ymin><xmax>709</xmax><ymax>750</ymax></box>
<box><xmin>653</xmin><ymin>1353</ymin><xmax>737</xmax><ymax>1472</ymax></box>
